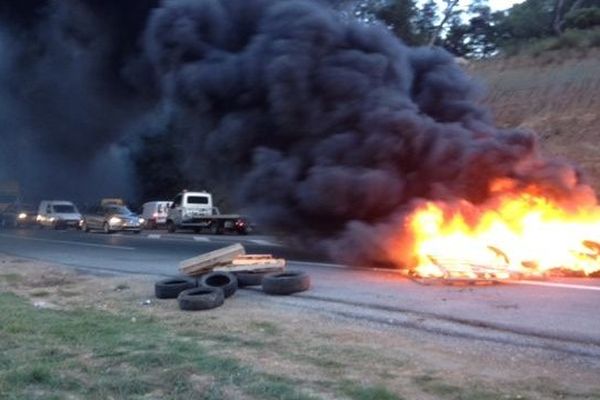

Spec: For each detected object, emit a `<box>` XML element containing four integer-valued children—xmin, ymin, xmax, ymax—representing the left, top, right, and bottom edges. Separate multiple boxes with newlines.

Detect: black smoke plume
<box><xmin>0</xmin><ymin>0</ymin><xmax>593</xmax><ymax>266</ymax></box>
<box><xmin>144</xmin><ymin>0</ymin><xmax>593</xmax><ymax>265</ymax></box>
<box><xmin>0</xmin><ymin>0</ymin><xmax>158</xmax><ymax>201</ymax></box>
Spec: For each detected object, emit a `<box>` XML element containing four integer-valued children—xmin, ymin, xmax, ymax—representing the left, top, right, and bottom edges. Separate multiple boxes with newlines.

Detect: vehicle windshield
<box><xmin>53</xmin><ymin>205</ymin><xmax>77</xmax><ymax>213</ymax></box>
<box><xmin>105</xmin><ymin>206</ymin><xmax>134</xmax><ymax>216</ymax></box>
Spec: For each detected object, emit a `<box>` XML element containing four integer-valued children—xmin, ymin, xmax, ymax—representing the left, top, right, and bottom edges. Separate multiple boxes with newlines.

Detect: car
<box><xmin>82</xmin><ymin>204</ymin><xmax>144</xmax><ymax>234</ymax></box>
<box><xmin>0</xmin><ymin>203</ymin><xmax>37</xmax><ymax>228</ymax></box>
<box><xmin>141</xmin><ymin>201</ymin><xmax>172</xmax><ymax>229</ymax></box>
<box><xmin>37</xmin><ymin>200</ymin><xmax>82</xmax><ymax>229</ymax></box>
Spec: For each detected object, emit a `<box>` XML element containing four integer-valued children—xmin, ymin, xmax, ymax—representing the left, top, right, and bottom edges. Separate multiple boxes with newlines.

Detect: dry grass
<box><xmin>471</xmin><ymin>49</ymin><xmax>600</xmax><ymax>190</ymax></box>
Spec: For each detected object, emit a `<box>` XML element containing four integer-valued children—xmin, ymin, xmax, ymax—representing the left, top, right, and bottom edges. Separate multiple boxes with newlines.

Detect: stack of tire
<box><xmin>154</xmin><ymin>270</ymin><xmax>310</xmax><ymax>311</ymax></box>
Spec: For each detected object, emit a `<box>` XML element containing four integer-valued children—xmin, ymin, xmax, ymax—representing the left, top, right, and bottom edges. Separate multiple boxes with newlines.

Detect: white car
<box><xmin>37</xmin><ymin>200</ymin><xmax>82</xmax><ymax>229</ymax></box>
<box><xmin>141</xmin><ymin>201</ymin><xmax>172</xmax><ymax>229</ymax></box>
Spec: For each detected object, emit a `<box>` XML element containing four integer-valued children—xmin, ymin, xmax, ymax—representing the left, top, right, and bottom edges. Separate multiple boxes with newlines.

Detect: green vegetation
<box><xmin>0</xmin><ymin>293</ymin><xmax>318</xmax><ymax>400</ymax></box>
<box><xmin>413</xmin><ymin>375</ymin><xmax>524</xmax><ymax>400</ymax></box>
<box><xmin>0</xmin><ymin>273</ymin><xmax>23</xmax><ymax>284</ymax></box>
<box><xmin>342</xmin><ymin>383</ymin><xmax>404</xmax><ymax>400</ymax></box>
<box><xmin>351</xmin><ymin>0</ymin><xmax>600</xmax><ymax>58</ymax></box>
<box><xmin>504</xmin><ymin>27</ymin><xmax>600</xmax><ymax>56</ymax></box>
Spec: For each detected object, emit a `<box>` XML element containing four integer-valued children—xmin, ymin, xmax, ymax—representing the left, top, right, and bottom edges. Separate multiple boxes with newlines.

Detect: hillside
<box><xmin>471</xmin><ymin>49</ymin><xmax>600</xmax><ymax>192</ymax></box>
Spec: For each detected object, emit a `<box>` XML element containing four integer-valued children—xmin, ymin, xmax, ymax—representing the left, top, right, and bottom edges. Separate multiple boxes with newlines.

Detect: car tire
<box><xmin>178</xmin><ymin>287</ymin><xmax>225</xmax><ymax>311</ymax></box>
<box><xmin>235</xmin><ymin>269</ymin><xmax>283</xmax><ymax>287</ymax></box>
<box><xmin>155</xmin><ymin>278</ymin><xmax>197</xmax><ymax>299</ymax></box>
<box><xmin>82</xmin><ymin>221</ymin><xmax>90</xmax><ymax>232</ymax></box>
<box><xmin>262</xmin><ymin>271</ymin><xmax>310</xmax><ymax>295</ymax></box>
<box><xmin>103</xmin><ymin>222</ymin><xmax>112</xmax><ymax>234</ymax></box>
<box><xmin>133</xmin><ymin>230</ymin><xmax>141</xmax><ymax>234</ymax></box>
<box><xmin>167</xmin><ymin>221</ymin><xmax>176</xmax><ymax>233</ymax></box>
<box><xmin>198</xmin><ymin>271</ymin><xmax>238</xmax><ymax>298</ymax></box>
<box><xmin>210</xmin><ymin>221</ymin><xmax>222</xmax><ymax>235</ymax></box>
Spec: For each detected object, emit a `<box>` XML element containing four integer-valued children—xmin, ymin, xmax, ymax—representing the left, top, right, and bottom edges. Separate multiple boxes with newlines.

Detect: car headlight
<box><xmin>109</xmin><ymin>217</ymin><xmax>122</xmax><ymax>225</ymax></box>
<box><xmin>139</xmin><ymin>218</ymin><xmax>145</xmax><ymax>224</ymax></box>
<box><xmin>18</xmin><ymin>213</ymin><xmax>27</xmax><ymax>219</ymax></box>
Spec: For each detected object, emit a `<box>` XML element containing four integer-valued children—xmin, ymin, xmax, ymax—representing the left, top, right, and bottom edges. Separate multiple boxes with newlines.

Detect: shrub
<box><xmin>565</xmin><ymin>7</ymin><xmax>600</xmax><ymax>30</ymax></box>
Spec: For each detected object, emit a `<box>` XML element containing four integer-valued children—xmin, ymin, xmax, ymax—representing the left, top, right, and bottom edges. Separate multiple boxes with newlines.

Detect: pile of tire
<box><xmin>154</xmin><ymin>272</ymin><xmax>238</xmax><ymax>311</ymax></box>
<box><xmin>236</xmin><ymin>270</ymin><xmax>311</xmax><ymax>295</ymax></box>
<box><xmin>154</xmin><ymin>270</ymin><xmax>311</xmax><ymax>311</ymax></box>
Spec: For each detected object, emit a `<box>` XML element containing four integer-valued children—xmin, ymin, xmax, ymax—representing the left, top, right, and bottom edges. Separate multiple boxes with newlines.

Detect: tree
<box><xmin>553</xmin><ymin>0</ymin><xmax>567</xmax><ymax>34</ymax></box>
<box><xmin>374</xmin><ymin>0</ymin><xmax>420</xmax><ymax>44</ymax></box>
<box><xmin>428</xmin><ymin>0</ymin><xmax>461</xmax><ymax>45</ymax></box>
<box><xmin>439</xmin><ymin>0</ymin><xmax>499</xmax><ymax>58</ymax></box>
<box><xmin>413</xmin><ymin>0</ymin><xmax>439</xmax><ymax>44</ymax></box>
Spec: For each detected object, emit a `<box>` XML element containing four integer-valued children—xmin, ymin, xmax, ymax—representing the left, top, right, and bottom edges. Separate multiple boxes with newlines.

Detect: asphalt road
<box><xmin>1</xmin><ymin>227</ymin><xmax>600</xmax><ymax>358</ymax></box>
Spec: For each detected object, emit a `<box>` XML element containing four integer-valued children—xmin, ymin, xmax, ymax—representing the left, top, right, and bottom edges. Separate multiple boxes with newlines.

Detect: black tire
<box><xmin>178</xmin><ymin>287</ymin><xmax>225</xmax><ymax>311</ymax></box>
<box><xmin>199</xmin><ymin>271</ymin><xmax>238</xmax><ymax>298</ymax></box>
<box><xmin>155</xmin><ymin>278</ymin><xmax>197</xmax><ymax>299</ymax></box>
<box><xmin>235</xmin><ymin>269</ymin><xmax>283</xmax><ymax>287</ymax></box>
<box><xmin>82</xmin><ymin>221</ymin><xmax>90</xmax><ymax>232</ymax></box>
<box><xmin>262</xmin><ymin>271</ymin><xmax>310</xmax><ymax>295</ymax></box>
<box><xmin>133</xmin><ymin>230</ymin><xmax>141</xmax><ymax>234</ymax></box>
<box><xmin>210</xmin><ymin>221</ymin><xmax>222</xmax><ymax>235</ymax></box>
<box><xmin>103</xmin><ymin>222</ymin><xmax>112</xmax><ymax>234</ymax></box>
<box><xmin>167</xmin><ymin>220</ymin><xmax>176</xmax><ymax>233</ymax></box>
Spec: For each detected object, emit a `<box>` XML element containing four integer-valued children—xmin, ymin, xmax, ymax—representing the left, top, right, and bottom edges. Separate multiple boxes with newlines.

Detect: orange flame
<box><xmin>398</xmin><ymin>179</ymin><xmax>600</xmax><ymax>279</ymax></box>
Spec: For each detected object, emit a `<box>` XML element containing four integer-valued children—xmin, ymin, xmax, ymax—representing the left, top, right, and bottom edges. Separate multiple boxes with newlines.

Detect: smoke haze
<box><xmin>0</xmin><ymin>0</ymin><xmax>593</xmax><ymax>266</ymax></box>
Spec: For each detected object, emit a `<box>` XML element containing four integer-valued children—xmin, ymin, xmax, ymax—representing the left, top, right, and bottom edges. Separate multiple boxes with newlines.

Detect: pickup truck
<box><xmin>166</xmin><ymin>191</ymin><xmax>249</xmax><ymax>235</ymax></box>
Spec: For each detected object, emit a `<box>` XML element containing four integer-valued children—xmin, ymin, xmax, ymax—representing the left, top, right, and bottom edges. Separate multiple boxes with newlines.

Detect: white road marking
<box><xmin>147</xmin><ymin>234</ymin><xmax>161</xmax><ymax>239</ymax></box>
<box><xmin>0</xmin><ymin>233</ymin><xmax>135</xmax><ymax>251</ymax></box>
<box><xmin>193</xmin><ymin>236</ymin><xmax>210</xmax><ymax>242</ymax></box>
<box><xmin>248</xmin><ymin>239</ymin><xmax>278</xmax><ymax>246</ymax></box>
<box><xmin>509</xmin><ymin>280</ymin><xmax>600</xmax><ymax>292</ymax></box>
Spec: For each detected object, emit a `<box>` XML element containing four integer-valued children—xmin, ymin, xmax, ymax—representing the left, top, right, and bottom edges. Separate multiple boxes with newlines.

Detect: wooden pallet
<box><xmin>179</xmin><ymin>243</ymin><xmax>245</xmax><ymax>276</ymax></box>
<box><xmin>215</xmin><ymin>257</ymin><xmax>285</xmax><ymax>273</ymax></box>
<box><xmin>179</xmin><ymin>244</ymin><xmax>286</xmax><ymax>275</ymax></box>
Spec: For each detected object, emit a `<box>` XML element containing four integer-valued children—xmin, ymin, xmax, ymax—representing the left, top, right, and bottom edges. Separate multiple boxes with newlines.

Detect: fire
<box><xmin>402</xmin><ymin>179</ymin><xmax>600</xmax><ymax>279</ymax></box>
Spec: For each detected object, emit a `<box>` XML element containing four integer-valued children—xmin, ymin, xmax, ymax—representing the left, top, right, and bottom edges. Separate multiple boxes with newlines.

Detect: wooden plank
<box><xmin>235</xmin><ymin>254</ymin><xmax>273</xmax><ymax>260</ymax></box>
<box><xmin>215</xmin><ymin>258</ymin><xmax>286</xmax><ymax>273</ymax></box>
<box><xmin>179</xmin><ymin>243</ymin><xmax>245</xmax><ymax>275</ymax></box>
<box><xmin>232</xmin><ymin>254</ymin><xmax>274</xmax><ymax>265</ymax></box>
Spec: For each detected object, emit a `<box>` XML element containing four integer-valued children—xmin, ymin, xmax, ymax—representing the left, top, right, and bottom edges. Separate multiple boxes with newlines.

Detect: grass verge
<box><xmin>0</xmin><ymin>292</ymin><xmax>316</xmax><ymax>400</ymax></box>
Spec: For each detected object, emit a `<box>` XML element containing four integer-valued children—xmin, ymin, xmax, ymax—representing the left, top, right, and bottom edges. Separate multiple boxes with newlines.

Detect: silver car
<box><xmin>82</xmin><ymin>205</ymin><xmax>144</xmax><ymax>234</ymax></box>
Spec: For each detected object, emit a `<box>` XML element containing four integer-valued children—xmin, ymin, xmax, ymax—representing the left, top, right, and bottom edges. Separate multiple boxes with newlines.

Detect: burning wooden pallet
<box><xmin>179</xmin><ymin>243</ymin><xmax>285</xmax><ymax>276</ymax></box>
<box><xmin>410</xmin><ymin>255</ymin><xmax>517</xmax><ymax>285</ymax></box>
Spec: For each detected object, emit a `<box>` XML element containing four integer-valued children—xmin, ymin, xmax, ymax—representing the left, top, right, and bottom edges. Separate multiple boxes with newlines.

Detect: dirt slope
<box><xmin>471</xmin><ymin>49</ymin><xmax>600</xmax><ymax>191</ymax></box>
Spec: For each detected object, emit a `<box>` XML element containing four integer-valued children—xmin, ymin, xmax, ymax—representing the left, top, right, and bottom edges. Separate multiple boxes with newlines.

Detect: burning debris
<box><xmin>393</xmin><ymin>179</ymin><xmax>600</xmax><ymax>280</ymax></box>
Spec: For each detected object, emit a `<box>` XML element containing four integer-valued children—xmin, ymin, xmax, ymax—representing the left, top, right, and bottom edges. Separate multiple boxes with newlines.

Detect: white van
<box><xmin>37</xmin><ymin>200</ymin><xmax>82</xmax><ymax>229</ymax></box>
<box><xmin>141</xmin><ymin>201</ymin><xmax>172</xmax><ymax>229</ymax></box>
